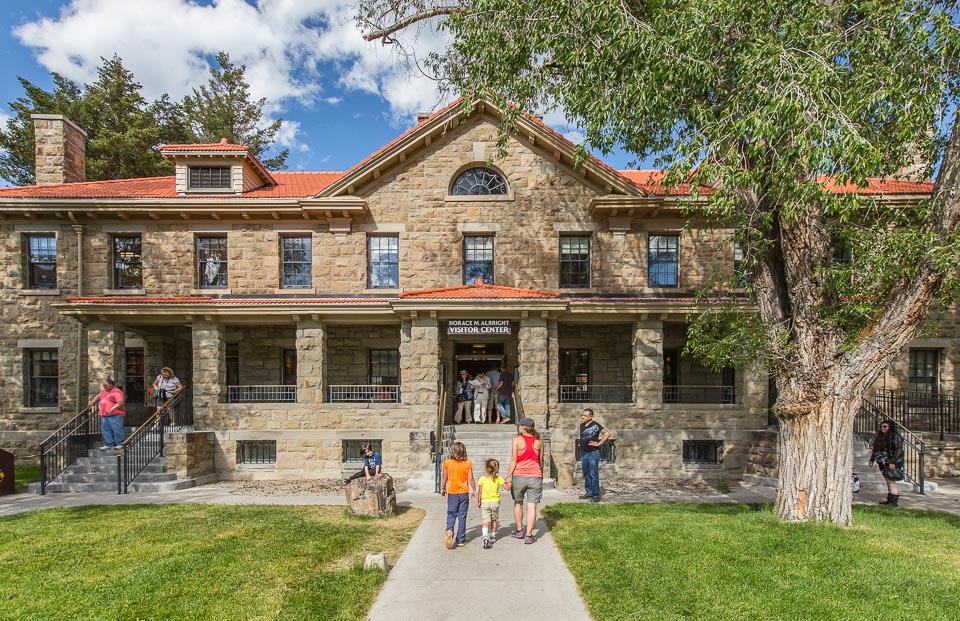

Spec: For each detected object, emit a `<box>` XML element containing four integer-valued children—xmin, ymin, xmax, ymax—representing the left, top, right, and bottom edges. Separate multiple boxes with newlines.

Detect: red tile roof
<box><xmin>617</xmin><ymin>170</ymin><xmax>713</xmax><ymax>196</ymax></box>
<box><xmin>64</xmin><ymin>296</ymin><xmax>391</xmax><ymax>304</ymax></box>
<box><xmin>817</xmin><ymin>176</ymin><xmax>934</xmax><ymax>195</ymax></box>
<box><xmin>398</xmin><ymin>283</ymin><xmax>561</xmax><ymax>300</ymax></box>
<box><xmin>0</xmin><ymin>172</ymin><xmax>344</xmax><ymax>199</ymax></box>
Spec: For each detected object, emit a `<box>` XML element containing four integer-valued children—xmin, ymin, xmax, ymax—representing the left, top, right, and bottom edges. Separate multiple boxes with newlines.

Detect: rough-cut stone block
<box><xmin>345</xmin><ymin>474</ymin><xmax>397</xmax><ymax>517</ymax></box>
<box><xmin>364</xmin><ymin>553</ymin><xmax>388</xmax><ymax>572</ymax></box>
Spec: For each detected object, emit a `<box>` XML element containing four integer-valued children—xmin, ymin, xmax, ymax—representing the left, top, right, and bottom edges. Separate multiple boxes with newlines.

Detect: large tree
<box><xmin>0</xmin><ymin>55</ymin><xmax>184</xmax><ymax>185</ymax></box>
<box><xmin>358</xmin><ymin>0</ymin><xmax>960</xmax><ymax>523</ymax></box>
<box><xmin>181</xmin><ymin>52</ymin><xmax>289</xmax><ymax>170</ymax></box>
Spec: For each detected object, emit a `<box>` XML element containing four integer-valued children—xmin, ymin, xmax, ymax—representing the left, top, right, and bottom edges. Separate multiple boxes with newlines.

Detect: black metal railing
<box><xmin>855</xmin><ymin>399</ymin><xmax>925</xmax><ymax>494</ymax></box>
<box><xmin>559</xmin><ymin>385</ymin><xmax>632</xmax><ymax>403</ymax></box>
<box><xmin>236</xmin><ymin>440</ymin><xmax>277</xmax><ymax>464</ymax></box>
<box><xmin>162</xmin><ymin>387</ymin><xmax>193</xmax><ymax>428</ymax></box>
<box><xmin>227</xmin><ymin>385</ymin><xmax>297</xmax><ymax>403</ymax></box>
<box><xmin>38</xmin><ymin>402</ymin><xmax>100</xmax><ymax>495</ymax></box>
<box><xmin>874</xmin><ymin>389</ymin><xmax>959</xmax><ymax>440</ymax></box>
<box><xmin>663</xmin><ymin>385</ymin><xmax>738</xmax><ymax>404</ymax></box>
<box><xmin>117</xmin><ymin>392</ymin><xmax>184</xmax><ymax>494</ymax></box>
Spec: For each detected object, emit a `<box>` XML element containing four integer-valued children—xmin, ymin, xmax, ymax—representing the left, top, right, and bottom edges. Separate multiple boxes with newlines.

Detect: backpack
<box><xmin>851</xmin><ymin>472</ymin><xmax>861</xmax><ymax>493</ymax></box>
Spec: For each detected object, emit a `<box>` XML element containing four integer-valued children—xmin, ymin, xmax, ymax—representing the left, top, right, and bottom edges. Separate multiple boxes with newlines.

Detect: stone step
<box><xmin>61</xmin><ymin>472</ymin><xmax>177</xmax><ymax>484</ymax></box>
<box><xmin>31</xmin><ymin>478</ymin><xmax>199</xmax><ymax>494</ymax></box>
<box><xmin>65</xmin><ymin>463</ymin><xmax>167</xmax><ymax>474</ymax></box>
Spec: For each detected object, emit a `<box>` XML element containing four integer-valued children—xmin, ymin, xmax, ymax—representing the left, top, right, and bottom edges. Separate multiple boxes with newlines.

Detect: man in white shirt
<box><xmin>470</xmin><ymin>370</ymin><xmax>492</xmax><ymax>423</ymax></box>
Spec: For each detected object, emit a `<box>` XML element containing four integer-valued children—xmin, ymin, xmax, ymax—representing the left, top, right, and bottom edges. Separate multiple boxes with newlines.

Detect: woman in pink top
<box><xmin>87</xmin><ymin>377</ymin><xmax>126</xmax><ymax>451</ymax></box>
<box><xmin>506</xmin><ymin>417</ymin><xmax>543</xmax><ymax>544</ymax></box>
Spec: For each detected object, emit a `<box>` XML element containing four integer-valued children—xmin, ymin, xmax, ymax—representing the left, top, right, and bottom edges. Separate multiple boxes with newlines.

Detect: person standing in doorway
<box><xmin>88</xmin><ymin>377</ymin><xmax>126</xmax><ymax>451</ymax></box>
<box><xmin>454</xmin><ymin>370</ymin><xmax>475</xmax><ymax>424</ymax></box>
<box><xmin>506</xmin><ymin>418</ymin><xmax>543</xmax><ymax>544</ymax></box>
<box><xmin>470</xmin><ymin>370</ymin><xmax>491</xmax><ymax>424</ymax></box>
<box><xmin>496</xmin><ymin>365</ymin><xmax>515</xmax><ymax>424</ymax></box>
<box><xmin>487</xmin><ymin>363</ymin><xmax>501</xmax><ymax>422</ymax></box>
<box><xmin>578</xmin><ymin>408</ymin><xmax>610</xmax><ymax>502</ymax></box>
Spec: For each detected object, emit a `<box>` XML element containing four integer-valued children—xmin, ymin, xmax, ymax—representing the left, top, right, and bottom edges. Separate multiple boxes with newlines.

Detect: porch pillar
<box><xmin>192</xmin><ymin>322</ymin><xmax>225</xmax><ymax>415</ymax></box>
<box><xmin>86</xmin><ymin>322</ymin><xmax>124</xmax><ymax>397</ymax></box>
<box><xmin>296</xmin><ymin>321</ymin><xmax>326</xmax><ymax>404</ymax></box>
<box><xmin>518</xmin><ymin>317</ymin><xmax>549</xmax><ymax>428</ymax></box>
<box><xmin>546</xmin><ymin>319</ymin><xmax>559</xmax><ymax>416</ymax></box>
<box><xmin>632</xmin><ymin>320</ymin><xmax>663</xmax><ymax>407</ymax></box>
<box><xmin>739</xmin><ymin>362</ymin><xmax>769</xmax><ymax>424</ymax></box>
<box><xmin>399</xmin><ymin>317</ymin><xmax>439</xmax><ymax>407</ymax></box>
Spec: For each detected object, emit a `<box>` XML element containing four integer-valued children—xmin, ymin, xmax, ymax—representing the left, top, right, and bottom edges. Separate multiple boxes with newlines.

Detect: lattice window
<box><xmin>451</xmin><ymin>168</ymin><xmax>508</xmax><ymax>195</ymax></box>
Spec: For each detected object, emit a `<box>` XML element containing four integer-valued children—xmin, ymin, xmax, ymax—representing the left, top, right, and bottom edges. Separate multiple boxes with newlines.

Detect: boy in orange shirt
<box><xmin>441</xmin><ymin>441</ymin><xmax>476</xmax><ymax>548</ymax></box>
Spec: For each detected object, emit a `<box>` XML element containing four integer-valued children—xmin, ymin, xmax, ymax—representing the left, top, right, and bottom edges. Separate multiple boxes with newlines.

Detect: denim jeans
<box><xmin>581</xmin><ymin>450</ymin><xmax>601</xmax><ymax>498</ymax></box>
<box><xmin>101</xmin><ymin>414</ymin><xmax>125</xmax><ymax>447</ymax></box>
<box><xmin>446</xmin><ymin>493</ymin><xmax>469</xmax><ymax>543</ymax></box>
<box><xmin>496</xmin><ymin>394</ymin><xmax>512</xmax><ymax>421</ymax></box>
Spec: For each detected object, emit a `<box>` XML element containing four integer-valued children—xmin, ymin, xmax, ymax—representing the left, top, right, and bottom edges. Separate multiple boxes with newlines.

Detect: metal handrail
<box><xmin>855</xmin><ymin>399</ymin><xmax>925</xmax><ymax>494</ymax></box>
<box><xmin>559</xmin><ymin>384</ymin><xmax>632</xmax><ymax>403</ymax></box>
<box><xmin>227</xmin><ymin>385</ymin><xmax>297</xmax><ymax>403</ymax></box>
<box><xmin>434</xmin><ymin>385</ymin><xmax>447</xmax><ymax>494</ymax></box>
<box><xmin>117</xmin><ymin>392</ymin><xmax>184</xmax><ymax>494</ymax></box>
<box><xmin>874</xmin><ymin>388</ymin><xmax>959</xmax><ymax>439</ymax></box>
<box><xmin>328</xmin><ymin>384</ymin><xmax>401</xmax><ymax>403</ymax></box>
<box><xmin>38</xmin><ymin>402</ymin><xmax>100</xmax><ymax>495</ymax></box>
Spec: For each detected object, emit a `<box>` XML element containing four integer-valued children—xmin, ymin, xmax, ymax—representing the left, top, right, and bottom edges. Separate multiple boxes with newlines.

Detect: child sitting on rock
<box><xmin>345</xmin><ymin>442</ymin><xmax>382</xmax><ymax>483</ymax></box>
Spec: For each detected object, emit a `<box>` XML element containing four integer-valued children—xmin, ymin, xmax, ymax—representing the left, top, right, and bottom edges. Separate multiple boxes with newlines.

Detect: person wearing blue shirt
<box><xmin>345</xmin><ymin>442</ymin><xmax>383</xmax><ymax>483</ymax></box>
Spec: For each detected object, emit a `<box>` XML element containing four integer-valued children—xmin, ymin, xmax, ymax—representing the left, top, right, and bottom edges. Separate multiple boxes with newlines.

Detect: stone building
<box><xmin>0</xmin><ymin>99</ymin><xmax>950</xmax><ymax>483</ymax></box>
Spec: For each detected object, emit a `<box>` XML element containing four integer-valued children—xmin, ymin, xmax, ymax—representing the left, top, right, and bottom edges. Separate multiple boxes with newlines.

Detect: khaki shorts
<box><xmin>511</xmin><ymin>476</ymin><xmax>543</xmax><ymax>504</ymax></box>
<box><xmin>481</xmin><ymin>501</ymin><xmax>500</xmax><ymax>522</ymax></box>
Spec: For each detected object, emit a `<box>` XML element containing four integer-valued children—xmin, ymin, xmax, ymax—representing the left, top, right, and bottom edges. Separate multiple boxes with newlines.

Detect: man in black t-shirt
<box><xmin>496</xmin><ymin>366</ymin><xmax>515</xmax><ymax>423</ymax></box>
<box><xmin>578</xmin><ymin>408</ymin><xmax>610</xmax><ymax>501</ymax></box>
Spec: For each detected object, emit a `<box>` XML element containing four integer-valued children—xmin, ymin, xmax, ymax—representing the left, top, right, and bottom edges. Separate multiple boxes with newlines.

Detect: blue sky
<box><xmin>0</xmin><ymin>0</ymin><xmax>638</xmax><ymax>184</ymax></box>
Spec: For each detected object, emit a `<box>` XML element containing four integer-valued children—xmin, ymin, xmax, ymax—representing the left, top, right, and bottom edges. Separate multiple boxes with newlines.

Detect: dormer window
<box><xmin>189</xmin><ymin>166</ymin><xmax>232</xmax><ymax>190</ymax></box>
<box><xmin>451</xmin><ymin>167</ymin><xmax>508</xmax><ymax>195</ymax></box>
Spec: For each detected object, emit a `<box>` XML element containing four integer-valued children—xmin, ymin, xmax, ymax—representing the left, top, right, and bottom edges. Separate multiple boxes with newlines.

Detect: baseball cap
<box><xmin>518</xmin><ymin>418</ymin><xmax>535</xmax><ymax>428</ymax></box>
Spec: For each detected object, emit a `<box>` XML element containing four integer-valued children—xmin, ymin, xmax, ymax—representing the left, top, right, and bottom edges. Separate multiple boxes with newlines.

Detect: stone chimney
<box><xmin>417</xmin><ymin>112</ymin><xmax>432</xmax><ymax>123</ymax></box>
<box><xmin>31</xmin><ymin>114</ymin><xmax>87</xmax><ymax>185</ymax></box>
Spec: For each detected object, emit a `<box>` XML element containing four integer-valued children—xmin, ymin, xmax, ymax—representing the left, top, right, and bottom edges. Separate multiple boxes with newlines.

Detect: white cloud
<box><xmin>12</xmin><ymin>0</ymin><xmax>452</xmax><ymax>127</ymax></box>
<box><xmin>274</xmin><ymin>119</ymin><xmax>309</xmax><ymax>153</ymax></box>
<box><xmin>0</xmin><ymin>110</ymin><xmax>10</xmax><ymax>128</ymax></box>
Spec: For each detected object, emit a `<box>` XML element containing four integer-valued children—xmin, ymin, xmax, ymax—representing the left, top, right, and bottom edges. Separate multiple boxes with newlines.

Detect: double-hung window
<box><xmin>281</xmin><ymin>235</ymin><xmax>312</xmax><ymax>289</ymax></box>
<box><xmin>197</xmin><ymin>236</ymin><xmax>228</xmax><ymax>289</ymax></box>
<box><xmin>648</xmin><ymin>234</ymin><xmax>679</xmax><ymax>287</ymax></box>
<box><xmin>369</xmin><ymin>350</ymin><xmax>399</xmax><ymax>385</ymax></box>
<box><xmin>27</xmin><ymin>349</ymin><xmax>58</xmax><ymax>407</ymax></box>
<box><xmin>113</xmin><ymin>235</ymin><xmax>143</xmax><ymax>289</ymax></box>
<box><xmin>24</xmin><ymin>234</ymin><xmax>57</xmax><ymax>289</ymax></box>
<box><xmin>909</xmin><ymin>349</ymin><xmax>939</xmax><ymax>396</ymax></box>
<box><xmin>463</xmin><ymin>235</ymin><xmax>494</xmax><ymax>285</ymax></box>
<box><xmin>368</xmin><ymin>236</ymin><xmax>399</xmax><ymax>289</ymax></box>
<box><xmin>560</xmin><ymin>236</ymin><xmax>590</xmax><ymax>288</ymax></box>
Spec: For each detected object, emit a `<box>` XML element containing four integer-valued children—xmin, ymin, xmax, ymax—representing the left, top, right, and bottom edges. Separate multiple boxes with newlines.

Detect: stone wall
<box><xmin>164</xmin><ymin>431</ymin><xmax>216</xmax><ymax>480</ymax></box>
<box><xmin>923</xmin><ymin>436</ymin><xmax>960</xmax><ymax>478</ymax></box>
<box><xmin>224</xmin><ymin>325</ymin><xmax>296</xmax><ymax>385</ymax></box>
<box><xmin>743</xmin><ymin>430</ymin><xmax>779</xmax><ymax>485</ymax></box>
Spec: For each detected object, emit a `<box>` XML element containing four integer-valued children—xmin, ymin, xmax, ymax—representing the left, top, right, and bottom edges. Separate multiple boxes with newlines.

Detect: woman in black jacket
<box><xmin>868</xmin><ymin>419</ymin><xmax>904</xmax><ymax>507</ymax></box>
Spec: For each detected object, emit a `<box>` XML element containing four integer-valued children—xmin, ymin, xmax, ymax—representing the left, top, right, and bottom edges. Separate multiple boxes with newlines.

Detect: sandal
<box><xmin>511</xmin><ymin>529</ymin><xmax>524</xmax><ymax>539</ymax></box>
<box><xmin>525</xmin><ymin>535</ymin><xmax>535</xmax><ymax>545</ymax></box>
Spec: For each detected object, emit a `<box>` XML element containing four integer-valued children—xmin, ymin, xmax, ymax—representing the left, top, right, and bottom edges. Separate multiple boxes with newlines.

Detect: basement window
<box><xmin>236</xmin><ymin>440</ymin><xmax>276</xmax><ymax>464</ymax></box>
<box><xmin>188</xmin><ymin>166</ymin><xmax>232</xmax><ymax>190</ymax></box>
<box><xmin>682</xmin><ymin>440</ymin><xmax>722</xmax><ymax>465</ymax></box>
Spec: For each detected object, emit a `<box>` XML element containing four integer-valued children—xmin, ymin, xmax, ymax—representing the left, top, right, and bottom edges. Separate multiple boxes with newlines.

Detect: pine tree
<box><xmin>181</xmin><ymin>52</ymin><xmax>288</xmax><ymax>170</ymax></box>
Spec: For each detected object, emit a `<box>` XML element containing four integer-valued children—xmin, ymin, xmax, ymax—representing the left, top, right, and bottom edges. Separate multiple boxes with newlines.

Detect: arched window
<box><xmin>450</xmin><ymin>167</ymin><xmax>508</xmax><ymax>195</ymax></box>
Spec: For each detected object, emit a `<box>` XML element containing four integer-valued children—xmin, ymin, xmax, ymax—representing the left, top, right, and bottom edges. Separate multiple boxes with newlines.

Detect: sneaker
<box><xmin>525</xmin><ymin>535</ymin><xmax>535</xmax><ymax>545</ymax></box>
<box><xmin>590</xmin><ymin>496</ymin><xmax>600</xmax><ymax>503</ymax></box>
<box><xmin>489</xmin><ymin>535</ymin><xmax>496</xmax><ymax>545</ymax></box>
<box><xmin>578</xmin><ymin>493</ymin><xmax>592</xmax><ymax>500</ymax></box>
<box><xmin>456</xmin><ymin>542</ymin><xmax>466</xmax><ymax>548</ymax></box>
<box><xmin>482</xmin><ymin>538</ymin><xmax>491</xmax><ymax>549</ymax></box>
<box><xmin>511</xmin><ymin>529</ymin><xmax>524</xmax><ymax>539</ymax></box>
<box><xmin>98</xmin><ymin>445</ymin><xmax>111</xmax><ymax>451</ymax></box>
<box><xmin>444</xmin><ymin>530</ymin><xmax>455</xmax><ymax>549</ymax></box>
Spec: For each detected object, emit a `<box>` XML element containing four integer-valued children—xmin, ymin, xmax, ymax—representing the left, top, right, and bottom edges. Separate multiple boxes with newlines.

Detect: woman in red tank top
<box><xmin>506</xmin><ymin>418</ymin><xmax>543</xmax><ymax>544</ymax></box>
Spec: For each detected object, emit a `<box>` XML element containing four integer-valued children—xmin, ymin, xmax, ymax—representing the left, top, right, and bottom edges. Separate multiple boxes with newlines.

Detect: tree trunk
<box><xmin>775</xmin><ymin>394</ymin><xmax>858</xmax><ymax>524</ymax></box>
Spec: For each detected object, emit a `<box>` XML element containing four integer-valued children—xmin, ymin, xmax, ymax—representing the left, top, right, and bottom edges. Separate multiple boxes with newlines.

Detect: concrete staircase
<box><xmin>30</xmin><ymin>448</ymin><xmax>192</xmax><ymax>494</ymax></box>
<box><xmin>407</xmin><ymin>424</ymin><xmax>554</xmax><ymax>491</ymax></box>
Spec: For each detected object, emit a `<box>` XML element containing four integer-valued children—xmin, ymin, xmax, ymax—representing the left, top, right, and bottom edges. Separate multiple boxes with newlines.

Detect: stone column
<box><xmin>546</xmin><ymin>319</ymin><xmax>560</xmax><ymax>414</ymax></box>
<box><xmin>518</xmin><ymin>318</ymin><xmax>549</xmax><ymax>427</ymax></box>
<box><xmin>632</xmin><ymin>321</ymin><xmax>663</xmax><ymax>407</ymax></box>
<box><xmin>296</xmin><ymin>321</ymin><xmax>326</xmax><ymax>404</ymax></box>
<box><xmin>87</xmin><ymin>322</ymin><xmax>124</xmax><ymax>396</ymax></box>
<box><xmin>192</xmin><ymin>322</ymin><xmax>226</xmax><ymax>412</ymax></box>
<box><xmin>739</xmin><ymin>362</ymin><xmax>769</xmax><ymax>427</ymax></box>
<box><xmin>399</xmin><ymin>318</ymin><xmax>439</xmax><ymax>408</ymax></box>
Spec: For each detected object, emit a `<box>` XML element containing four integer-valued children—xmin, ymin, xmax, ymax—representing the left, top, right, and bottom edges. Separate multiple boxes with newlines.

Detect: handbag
<box><xmin>851</xmin><ymin>472</ymin><xmax>861</xmax><ymax>493</ymax></box>
<box><xmin>886</xmin><ymin>464</ymin><xmax>905</xmax><ymax>481</ymax></box>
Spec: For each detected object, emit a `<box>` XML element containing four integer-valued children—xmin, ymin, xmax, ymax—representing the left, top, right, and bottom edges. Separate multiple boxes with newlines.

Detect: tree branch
<box><xmin>362</xmin><ymin>5</ymin><xmax>463</xmax><ymax>42</ymax></box>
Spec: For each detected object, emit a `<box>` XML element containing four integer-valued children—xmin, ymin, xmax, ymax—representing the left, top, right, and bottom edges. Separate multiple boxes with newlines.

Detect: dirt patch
<box><xmin>581</xmin><ymin>478</ymin><xmax>723</xmax><ymax>497</ymax></box>
<box><xmin>205</xmin><ymin>478</ymin><xmax>408</xmax><ymax>496</ymax></box>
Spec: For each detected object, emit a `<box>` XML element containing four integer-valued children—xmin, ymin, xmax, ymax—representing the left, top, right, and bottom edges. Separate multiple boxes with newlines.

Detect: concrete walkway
<box><xmin>366</xmin><ymin>489</ymin><xmax>591</xmax><ymax>621</ymax></box>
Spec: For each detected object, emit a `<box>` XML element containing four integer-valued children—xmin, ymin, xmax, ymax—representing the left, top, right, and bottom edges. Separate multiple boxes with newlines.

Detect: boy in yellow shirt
<box><xmin>477</xmin><ymin>458</ymin><xmax>511</xmax><ymax>549</ymax></box>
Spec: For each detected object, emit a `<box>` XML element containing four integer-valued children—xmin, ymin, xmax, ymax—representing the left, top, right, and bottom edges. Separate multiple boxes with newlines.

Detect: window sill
<box><xmin>559</xmin><ymin>287</ymin><xmax>597</xmax><ymax>294</ymax></box>
<box><xmin>444</xmin><ymin>194</ymin><xmax>515</xmax><ymax>202</ymax></box>
<box><xmin>182</xmin><ymin>188</ymin><xmax>239</xmax><ymax>194</ymax></box>
<box><xmin>682</xmin><ymin>463</ymin><xmax>723</xmax><ymax>470</ymax></box>
<box><xmin>102</xmin><ymin>289</ymin><xmax>146</xmax><ymax>296</ymax></box>
<box><xmin>18</xmin><ymin>289</ymin><xmax>60</xmax><ymax>296</ymax></box>
<box><xmin>190</xmin><ymin>288</ymin><xmax>233</xmax><ymax>295</ymax></box>
<box><xmin>18</xmin><ymin>406</ymin><xmax>61</xmax><ymax>414</ymax></box>
<box><xmin>275</xmin><ymin>288</ymin><xmax>317</xmax><ymax>294</ymax></box>
<box><xmin>363</xmin><ymin>288</ymin><xmax>399</xmax><ymax>294</ymax></box>
<box><xmin>236</xmin><ymin>463</ymin><xmax>276</xmax><ymax>469</ymax></box>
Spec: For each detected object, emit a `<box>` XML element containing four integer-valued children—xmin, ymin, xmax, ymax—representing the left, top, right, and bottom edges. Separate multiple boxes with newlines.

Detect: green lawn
<box><xmin>0</xmin><ymin>504</ymin><xmax>423</xmax><ymax>621</ymax></box>
<box><xmin>13</xmin><ymin>463</ymin><xmax>41</xmax><ymax>493</ymax></box>
<box><xmin>543</xmin><ymin>503</ymin><xmax>959</xmax><ymax>621</ymax></box>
